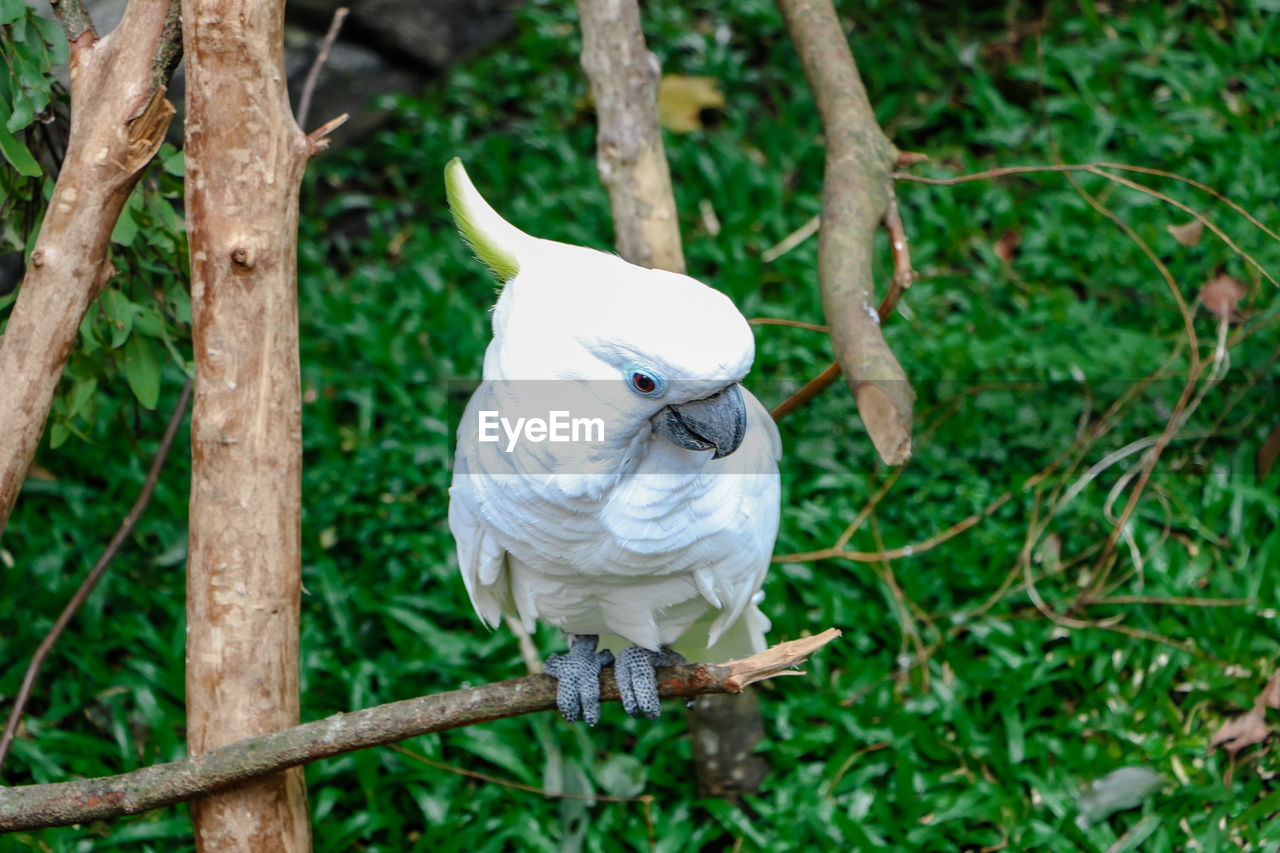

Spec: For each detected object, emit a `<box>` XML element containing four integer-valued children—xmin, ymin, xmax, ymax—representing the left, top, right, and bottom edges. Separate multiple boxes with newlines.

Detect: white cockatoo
<box><xmin>446</xmin><ymin>159</ymin><xmax>781</xmax><ymax>724</ymax></box>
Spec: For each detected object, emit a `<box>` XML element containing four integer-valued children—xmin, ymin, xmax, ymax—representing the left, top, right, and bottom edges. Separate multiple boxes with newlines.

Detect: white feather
<box><xmin>447</xmin><ymin>167</ymin><xmax>781</xmax><ymax>664</ymax></box>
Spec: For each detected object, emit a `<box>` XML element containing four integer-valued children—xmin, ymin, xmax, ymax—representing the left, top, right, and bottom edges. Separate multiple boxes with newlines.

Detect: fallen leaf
<box><xmin>1167</xmin><ymin>218</ymin><xmax>1205</xmax><ymax>247</ymax></box>
<box><xmin>658</xmin><ymin>75</ymin><xmax>724</xmax><ymax>133</ymax></box>
<box><xmin>1208</xmin><ymin>668</ymin><xmax>1280</xmax><ymax>783</ymax></box>
<box><xmin>1074</xmin><ymin>766</ymin><xmax>1166</xmax><ymax>829</ymax></box>
<box><xmin>1200</xmin><ymin>274</ymin><xmax>1246</xmax><ymax>322</ymax></box>
<box><xmin>1209</xmin><ymin>705</ymin><xmax>1269</xmax><ymax>756</ymax></box>
<box><xmin>1260</xmin><ymin>669</ymin><xmax>1280</xmax><ymax>709</ymax></box>
<box><xmin>993</xmin><ymin>229</ymin><xmax>1021</xmax><ymax>263</ymax></box>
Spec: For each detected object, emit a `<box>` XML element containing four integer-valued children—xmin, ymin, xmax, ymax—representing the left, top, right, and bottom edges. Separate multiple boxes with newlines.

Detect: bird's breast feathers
<box><xmin>450</xmin><ymin>387</ymin><xmax>780</xmax><ymax>653</ymax></box>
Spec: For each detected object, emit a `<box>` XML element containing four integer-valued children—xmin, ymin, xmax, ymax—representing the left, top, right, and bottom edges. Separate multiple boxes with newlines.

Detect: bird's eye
<box><xmin>625</xmin><ymin>365</ymin><xmax>666</xmax><ymax>398</ymax></box>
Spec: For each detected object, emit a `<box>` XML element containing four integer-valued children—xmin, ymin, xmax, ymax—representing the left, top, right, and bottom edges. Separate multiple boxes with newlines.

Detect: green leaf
<box><xmin>99</xmin><ymin>288</ymin><xmax>133</xmax><ymax>348</ymax></box>
<box><xmin>131</xmin><ymin>303</ymin><xmax>164</xmax><ymax>337</ymax></box>
<box><xmin>0</xmin><ymin>125</ymin><xmax>41</xmax><ymax>177</ymax></box>
<box><xmin>702</xmin><ymin>799</ymin><xmax>769</xmax><ymax>850</ymax></box>
<box><xmin>163</xmin><ymin>150</ymin><xmax>185</xmax><ymax>177</ymax></box>
<box><xmin>0</xmin><ymin>0</ymin><xmax>24</xmax><ymax>25</ymax></box>
<box><xmin>6</xmin><ymin>90</ymin><xmax>35</xmax><ymax>134</ymax></box>
<box><xmin>595</xmin><ymin>753</ymin><xmax>646</xmax><ymax>798</ymax></box>
<box><xmin>49</xmin><ymin>420</ymin><xmax>69</xmax><ymax>449</ymax></box>
<box><xmin>30</xmin><ymin>15</ymin><xmax>69</xmax><ymax>66</ymax></box>
<box><xmin>78</xmin><ymin>306</ymin><xmax>103</xmax><ymax>354</ymax></box>
<box><xmin>1107</xmin><ymin>815</ymin><xmax>1162</xmax><ymax>853</ymax></box>
<box><xmin>66</xmin><ymin>377</ymin><xmax>97</xmax><ymax>418</ymax></box>
<box><xmin>122</xmin><ymin>334</ymin><xmax>160</xmax><ymax>409</ymax></box>
<box><xmin>112</xmin><ymin>201</ymin><xmax>139</xmax><ymax>246</ymax></box>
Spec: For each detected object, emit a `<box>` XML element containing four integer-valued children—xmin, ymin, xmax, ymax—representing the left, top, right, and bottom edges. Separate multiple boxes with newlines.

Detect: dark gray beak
<box><xmin>651</xmin><ymin>384</ymin><xmax>747</xmax><ymax>459</ymax></box>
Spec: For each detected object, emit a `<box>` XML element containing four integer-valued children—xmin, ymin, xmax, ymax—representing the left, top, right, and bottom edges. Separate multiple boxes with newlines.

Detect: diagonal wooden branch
<box><xmin>0</xmin><ymin>630</ymin><xmax>840</xmax><ymax>832</ymax></box>
<box><xmin>776</xmin><ymin>0</ymin><xmax>914</xmax><ymax>465</ymax></box>
<box><xmin>0</xmin><ymin>0</ymin><xmax>182</xmax><ymax>540</ymax></box>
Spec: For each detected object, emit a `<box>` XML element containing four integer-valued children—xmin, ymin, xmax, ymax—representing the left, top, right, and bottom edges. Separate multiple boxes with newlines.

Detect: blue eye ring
<box><xmin>624</xmin><ymin>364</ymin><xmax>667</xmax><ymax>398</ymax></box>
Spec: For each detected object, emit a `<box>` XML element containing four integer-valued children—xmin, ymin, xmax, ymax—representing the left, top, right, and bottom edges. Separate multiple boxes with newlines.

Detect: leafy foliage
<box><xmin>2</xmin><ymin>0</ymin><xmax>1280</xmax><ymax>851</ymax></box>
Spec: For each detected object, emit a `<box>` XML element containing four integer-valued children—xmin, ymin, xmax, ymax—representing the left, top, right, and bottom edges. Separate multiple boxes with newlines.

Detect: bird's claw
<box><xmin>544</xmin><ymin>635</ymin><xmax>614</xmax><ymax>725</ymax></box>
<box><xmin>615</xmin><ymin>645</ymin><xmax>687</xmax><ymax>720</ymax></box>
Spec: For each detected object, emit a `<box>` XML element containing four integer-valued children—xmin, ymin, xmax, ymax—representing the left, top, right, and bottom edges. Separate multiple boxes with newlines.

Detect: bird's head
<box><xmin>446</xmin><ymin>158</ymin><xmax>754</xmax><ymax>461</ymax></box>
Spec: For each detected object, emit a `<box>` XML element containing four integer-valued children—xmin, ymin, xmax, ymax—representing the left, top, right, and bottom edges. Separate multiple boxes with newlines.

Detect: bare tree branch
<box><xmin>296</xmin><ymin>6</ymin><xmax>349</xmax><ymax>131</ymax></box>
<box><xmin>0</xmin><ymin>379</ymin><xmax>193</xmax><ymax>774</ymax></box>
<box><xmin>776</xmin><ymin>0</ymin><xmax>914</xmax><ymax>465</ymax></box>
<box><xmin>0</xmin><ymin>630</ymin><xmax>840</xmax><ymax>832</ymax></box>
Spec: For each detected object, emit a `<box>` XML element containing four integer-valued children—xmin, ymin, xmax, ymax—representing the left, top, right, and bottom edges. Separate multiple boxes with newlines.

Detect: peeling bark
<box><xmin>777</xmin><ymin>0</ymin><xmax>915</xmax><ymax>465</ymax></box>
<box><xmin>181</xmin><ymin>0</ymin><xmax>314</xmax><ymax>848</ymax></box>
<box><xmin>0</xmin><ymin>0</ymin><xmax>180</xmax><ymax>538</ymax></box>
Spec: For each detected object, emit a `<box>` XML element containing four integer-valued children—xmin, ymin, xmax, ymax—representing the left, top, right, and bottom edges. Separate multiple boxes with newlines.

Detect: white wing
<box><xmin>448</xmin><ymin>400</ymin><xmax>511</xmax><ymax>630</ymax></box>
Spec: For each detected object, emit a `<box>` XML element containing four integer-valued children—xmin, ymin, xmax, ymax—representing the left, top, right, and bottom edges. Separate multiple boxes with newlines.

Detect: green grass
<box><xmin>3</xmin><ymin>0</ymin><xmax>1280</xmax><ymax>850</ymax></box>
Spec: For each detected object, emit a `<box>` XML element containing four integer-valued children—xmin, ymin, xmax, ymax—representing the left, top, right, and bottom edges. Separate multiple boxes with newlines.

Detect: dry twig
<box><xmin>296</xmin><ymin>6</ymin><xmax>349</xmax><ymax>131</ymax></box>
<box><xmin>0</xmin><ymin>379</ymin><xmax>193</xmax><ymax>774</ymax></box>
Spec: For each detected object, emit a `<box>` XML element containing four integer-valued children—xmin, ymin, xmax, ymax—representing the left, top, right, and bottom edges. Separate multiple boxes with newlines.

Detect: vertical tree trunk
<box><xmin>0</xmin><ymin>0</ymin><xmax>179</xmax><ymax>539</ymax></box>
<box><xmin>181</xmin><ymin>0</ymin><xmax>313</xmax><ymax>847</ymax></box>
<box><xmin>575</xmin><ymin>0</ymin><xmax>684</xmax><ymax>273</ymax></box>
<box><xmin>575</xmin><ymin>0</ymin><xmax>767</xmax><ymax>802</ymax></box>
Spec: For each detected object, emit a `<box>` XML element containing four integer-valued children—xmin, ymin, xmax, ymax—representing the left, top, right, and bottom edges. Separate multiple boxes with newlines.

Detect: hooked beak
<box><xmin>651</xmin><ymin>384</ymin><xmax>747</xmax><ymax>459</ymax></box>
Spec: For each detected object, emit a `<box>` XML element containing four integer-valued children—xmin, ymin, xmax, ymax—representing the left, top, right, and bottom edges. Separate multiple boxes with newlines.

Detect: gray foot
<box><xmin>544</xmin><ymin>635</ymin><xmax>614</xmax><ymax>725</ymax></box>
<box><xmin>615</xmin><ymin>646</ymin><xmax>687</xmax><ymax>720</ymax></box>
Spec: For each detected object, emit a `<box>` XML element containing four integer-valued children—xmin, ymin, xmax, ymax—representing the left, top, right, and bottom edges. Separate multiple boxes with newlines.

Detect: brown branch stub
<box><xmin>305</xmin><ymin>113</ymin><xmax>350</xmax><ymax>156</ymax></box>
<box><xmin>150</xmin><ymin>0</ymin><xmax>183</xmax><ymax>93</ymax></box>
<box><xmin>50</xmin><ymin>0</ymin><xmax>96</xmax><ymax>44</ymax></box>
<box><xmin>0</xmin><ymin>631</ymin><xmax>840</xmax><ymax>832</ymax></box>
<box><xmin>723</xmin><ymin>627</ymin><xmax>842</xmax><ymax>688</ymax></box>
<box><xmin>777</xmin><ymin>0</ymin><xmax>914</xmax><ymax>465</ymax></box>
<box><xmin>575</xmin><ymin>0</ymin><xmax>684</xmax><ymax>272</ymax></box>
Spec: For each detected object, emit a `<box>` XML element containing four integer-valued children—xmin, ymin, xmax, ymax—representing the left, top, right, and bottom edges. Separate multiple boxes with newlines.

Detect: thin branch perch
<box><xmin>0</xmin><ymin>630</ymin><xmax>840</xmax><ymax>832</ymax></box>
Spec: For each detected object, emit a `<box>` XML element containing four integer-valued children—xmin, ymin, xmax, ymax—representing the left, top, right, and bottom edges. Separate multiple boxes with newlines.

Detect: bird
<box><xmin>446</xmin><ymin>158</ymin><xmax>781</xmax><ymax>724</ymax></box>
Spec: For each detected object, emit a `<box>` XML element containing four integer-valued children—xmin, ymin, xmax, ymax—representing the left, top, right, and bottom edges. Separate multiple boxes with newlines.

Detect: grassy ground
<box><xmin>3</xmin><ymin>0</ymin><xmax>1280</xmax><ymax>850</ymax></box>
